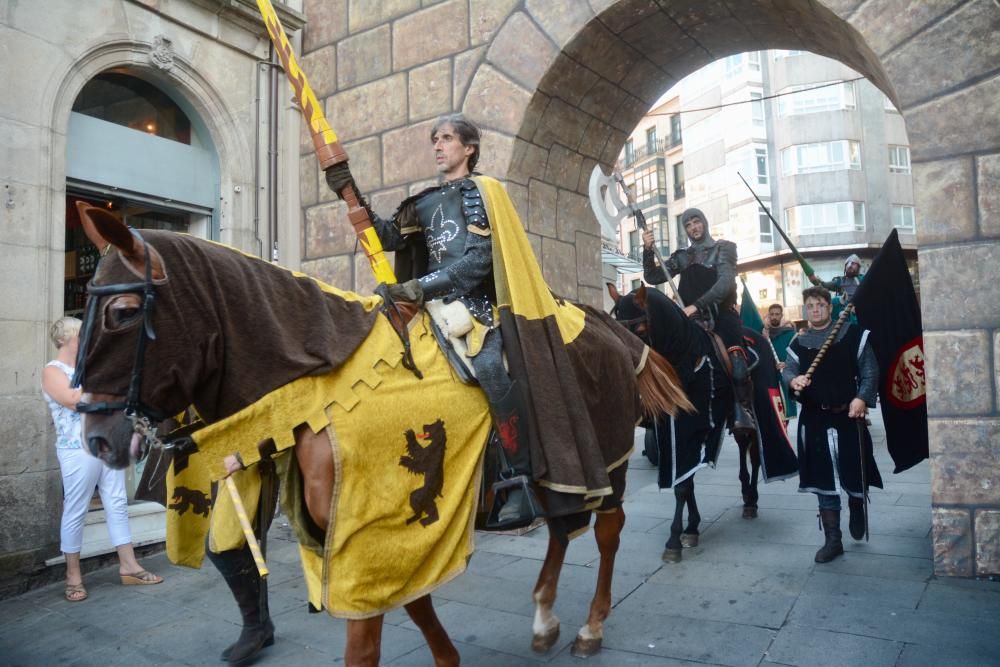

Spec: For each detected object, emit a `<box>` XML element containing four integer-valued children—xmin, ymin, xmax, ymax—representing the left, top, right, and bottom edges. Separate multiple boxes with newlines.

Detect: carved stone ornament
<box><xmin>150</xmin><ymin>35</ymin><xmax>175</xmax><ymax>71</ymax></box>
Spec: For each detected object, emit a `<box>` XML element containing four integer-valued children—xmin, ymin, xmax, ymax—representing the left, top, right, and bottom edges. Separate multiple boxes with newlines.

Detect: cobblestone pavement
<box><xmin>2</xmin><ymin>413</ymin><xmax>998</xmax><ymax>666</ymax></box>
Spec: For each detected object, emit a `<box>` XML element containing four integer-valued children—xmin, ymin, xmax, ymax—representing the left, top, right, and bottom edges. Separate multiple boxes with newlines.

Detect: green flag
<box><xmin>740</xmin><ymin>279</ymin><xmax>765</xmax><ymax>332</ymax></box>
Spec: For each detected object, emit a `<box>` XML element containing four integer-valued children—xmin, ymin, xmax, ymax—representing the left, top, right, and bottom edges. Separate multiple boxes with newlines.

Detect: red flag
<box><xmin>851</xmin><ymin>229</ymin><xmax>928</xmax><ymax>473</ymax></box>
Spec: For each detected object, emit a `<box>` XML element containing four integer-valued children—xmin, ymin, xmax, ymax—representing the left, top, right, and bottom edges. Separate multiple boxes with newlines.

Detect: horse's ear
<box><xmin>76</xmin><ymin>202</ymin><xmax>165</xmax><ymax>280</ymax></box>
<box><xmin>635</xmin><ymin>283</ymin><xmax>648</xmax><ymax>309</ymax></box>
<box><xmin>606</xmin><ymin>282</ymin><xmax>621</xmax><ymax>303</ymax></box>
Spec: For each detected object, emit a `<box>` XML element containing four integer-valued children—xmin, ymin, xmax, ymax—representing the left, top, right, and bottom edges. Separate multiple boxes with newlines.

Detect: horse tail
<box><xmin>638</xmin><ymin>347</ymin><xmax>696</xmax><ymax>419</ymax></box>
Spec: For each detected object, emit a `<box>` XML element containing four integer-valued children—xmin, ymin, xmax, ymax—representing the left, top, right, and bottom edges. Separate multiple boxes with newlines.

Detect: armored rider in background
<box><xmin>809</xmin><ymin>253</ymin><xmax>864</xmax><ymax>321</ymax></box>
<box><xmin>642</xmin><ymin>207</ymin><xmax>756</xmax><ymax>433</ymax></box>
<box><xmin>325</xmin><ymin>113</ymin><xmax>536</xmax><ymax>529</ymax></box>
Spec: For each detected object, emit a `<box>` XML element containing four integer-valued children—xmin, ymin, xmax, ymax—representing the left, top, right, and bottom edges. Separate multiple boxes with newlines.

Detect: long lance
<box><xmin>855</xmin><ymin>417</ymin><xmax>871</xmax><ymax>541</ymax></box>
<box><xmin>612</xmin><ymin>169</ymin><xmax>685</xmax><ymax>307</ymax></box>
<box><xmin>737</xmin><ymin>172</ymin><xmax>816</xmax><ymax>279</ymax></box>
<box><xmin>254</xmin><ymin>0</ymin><xmax>396</xmax><ymax>285</ymax></box>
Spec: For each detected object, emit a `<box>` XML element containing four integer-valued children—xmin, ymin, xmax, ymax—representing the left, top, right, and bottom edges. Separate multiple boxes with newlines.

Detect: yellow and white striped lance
<box><xmin>224</xmin><ymin>477</ymin><xmax>270</xmax><ymax>577</ymax></box>
<box><xmin>255</xmin><ymin>0</ymin><xmax>396</xmax><ymax>285</ymax></box>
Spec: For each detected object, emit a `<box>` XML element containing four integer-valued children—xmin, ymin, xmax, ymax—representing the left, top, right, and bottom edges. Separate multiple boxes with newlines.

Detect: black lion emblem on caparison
<box><xmin>168</xmin><ymin>486</ymin><xmax>211</xmax><ymax>518</ymax></box>
<box><xmin>399</xmin><ymin>419</ymin><xmax>447</xmax><ymax>527</ymax></box>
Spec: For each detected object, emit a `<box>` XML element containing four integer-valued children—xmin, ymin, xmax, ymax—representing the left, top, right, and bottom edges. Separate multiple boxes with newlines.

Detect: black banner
<box><xmin>852</xmin><ymin>229</ymin><xmax>929</xmax><ymax>473</ymax></box>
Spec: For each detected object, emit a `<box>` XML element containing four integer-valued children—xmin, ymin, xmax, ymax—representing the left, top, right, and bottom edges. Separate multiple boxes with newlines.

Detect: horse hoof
<box><xmin>742</xmin><ymin>506</ymin><xmax>758</xmax><ymax>519</ymax></box>
<box><xmin>531</xmin><ymin>625</ymin><xmax>560</xmax><ymax>654</ymax></box>
<box><xmin>571</xmin><ymin>636</ymin><xmax>602</xmax><ymax>657</ymax></box>
<box><xmin>662</xmin><ymin>547</ymin><xmax>682</xmax><ymax>563</ymax></box>
<box><xmin>680</xmin><ymin>533</ymin><xmax>699</xmax><ymax>548</ymax></box>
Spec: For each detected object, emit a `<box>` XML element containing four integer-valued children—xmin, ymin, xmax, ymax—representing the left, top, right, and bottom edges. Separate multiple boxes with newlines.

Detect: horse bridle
<box><xmin>609</xmin><ymin>302</ymin><xmax>649</xmax><ymax>338</ymax></box>
<box><xmin>71</xmin><ymin>229</ymin><xmax>167</xmax><ymax>454</ymax></box>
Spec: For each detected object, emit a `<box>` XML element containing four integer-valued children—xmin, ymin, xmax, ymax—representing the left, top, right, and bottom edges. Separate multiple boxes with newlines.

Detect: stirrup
<box><xmin>485</xmin><ymin>475</ymin><xmax>544</xmax><ymax>530</ymax></box>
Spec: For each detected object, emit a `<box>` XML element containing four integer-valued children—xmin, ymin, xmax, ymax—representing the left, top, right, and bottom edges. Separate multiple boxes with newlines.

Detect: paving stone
<box><xmin>647</xmin><ymin>558</ymin><xmax>811</xmax><ymax>595</ymax></box>
<box><xmin>766</xmin><ymin>625</ymin><xmax>903</xmax><ymax>667</ymax></box>
<box><xmin>817</xmin><ymin>551</ymin><xmax>932</xmax><ymax>582</ymax></box>
<box><xmin>918</xmin><ymin>581</ymin><xmax>1000</xmax><ymax>619</ymax></box>
<box><xmin>801</xmin><ymin>571</ymin><xmax>926</xmax><ymax>610</ymax></box>
<box><xmin>548</xmin><ymin>646</ymin><xmax>704</xmax><ymax>666</ymax></box>
<box><xmin>600</xmin><ymin>607</ymin><xmax>775</xmax><ymax>667</ymax></box>
<box><xmin>389</xmin><ymin>638</ymin><xmax>549</xmax><ymax>664</ymax></box>
<box><xmin>896</xmin><ymin>642</ymin><xmax>999</xmax><ymax>667</ymax></box>
<box><xmin>787</xmin><ymin>593</ymin><xmax>1000</xmax><ymax>656</ymax></box>
<box><xmin>615</xmin><ymin>579</ymin><xmax>797</xmax><ymax>629</ymax></box>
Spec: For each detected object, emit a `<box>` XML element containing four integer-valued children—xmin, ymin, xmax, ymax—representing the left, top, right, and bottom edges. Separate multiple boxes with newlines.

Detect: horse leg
<box><xmin>572</xmin><ymin>507</ymin><xmax>625</xmax><ymax>658</ymax></box>
<box><xmin>345</xmin><ymin>616</ymin><xmax>384</xmax><ymax>667</ymax></box>
<box><xmin>404</xmin><ymin>595</ymin><xmax>459</xmax><ymax>667</ymax></box>
<box><xmin>681</xmin><ymin>477</ymin><xmax>701</xmax><ymax>547</ymax></box>
<box><xmin>747</xmin><ymin>434</ymin><xmax>761</xmax><ymax>518</ymax></box>
<box><xmin>662</xmin><ymin>484</ymin><xmax>686</xmax><ymax>563</ymax></box>
<box><xmin>530</xmin><ymin>522</ymin><xmax>568</xmax><ymax>654</ymax></box>
<box><xmin>738</xmin><ymin>434</ymin><xmax>759</xmax><ymax>518</ymax></box>
<box><xmin>293</xmin><ymin>424</ymin><xmax>334</xmax><ymax>534</ymax></box>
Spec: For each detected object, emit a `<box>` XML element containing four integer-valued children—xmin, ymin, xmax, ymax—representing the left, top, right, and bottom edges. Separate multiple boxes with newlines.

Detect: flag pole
<box><xmin>737</xmin><ymin>172</ymin><xmax>817</xmax><ymax>279</ymax></box>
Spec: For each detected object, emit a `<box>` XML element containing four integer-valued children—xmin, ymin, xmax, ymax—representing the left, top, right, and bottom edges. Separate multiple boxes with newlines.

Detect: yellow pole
<box><xmin>254</xmin><ymin>0</ymin><xmax>396</xmax><ymax>284</ymax></box>
<box><xmin>224</xmin><ymin>477</ymin><xmax>270</xmax><ymax>577</ymax></box>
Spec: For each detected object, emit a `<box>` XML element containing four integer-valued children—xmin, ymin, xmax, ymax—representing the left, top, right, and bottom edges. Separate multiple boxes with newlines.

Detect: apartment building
<box><xmin>613</xmin><ymin>50</ymin><xmax>916</xmax><ymax>316</ymax></box>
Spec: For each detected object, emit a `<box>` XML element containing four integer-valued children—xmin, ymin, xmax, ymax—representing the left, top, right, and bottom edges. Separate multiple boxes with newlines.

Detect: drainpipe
<box><xmin>268</xmin><ymin>44</ymin><xmax>280</xmax><ymax>263</ymax></box>
<box><xmin>253</xmin><ymin>46</ymin><xmax>283</xmax><ymax>261</ymax></box>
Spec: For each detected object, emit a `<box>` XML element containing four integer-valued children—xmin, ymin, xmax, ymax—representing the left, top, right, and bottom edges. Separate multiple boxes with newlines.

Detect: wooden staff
<box><xmin>254</xmin><ymin>0</ymin><xmax>396</xmax><ymax>285</ymax></box>
<box><xmin>225</xmin><ymin>477</ymin><xmax>270</xmax><ymax>577</ymax></box>
<box><xmin>794</xmin><ymin>303</ymin><xmax>855</xmax><ymax>397</ymax></box>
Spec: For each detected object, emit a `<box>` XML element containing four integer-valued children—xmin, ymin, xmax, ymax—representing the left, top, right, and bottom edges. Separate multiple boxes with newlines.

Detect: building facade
<box><xmin>614</xmin><ymin>50</ymin><xmax>916</xmax><ymax>319</ymax></box>
<box><xmin>0</xmin><ymin>0</ymin><xmax>305</xmax><ymax>592</ymax></box>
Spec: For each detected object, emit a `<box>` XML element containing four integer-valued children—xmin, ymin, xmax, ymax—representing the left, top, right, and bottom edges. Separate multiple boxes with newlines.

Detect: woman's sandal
<box><xmin>120</xmin><ymin>570</ymin><xmax>163</xmax><ymax>586</ymax></box>
<box><xmin>65</xmin><ymin>582</ymin><xmax>88</xmax><ymax>602</ymax></box>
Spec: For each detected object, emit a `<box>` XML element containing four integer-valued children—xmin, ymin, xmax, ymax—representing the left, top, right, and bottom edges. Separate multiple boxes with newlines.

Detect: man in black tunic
<box><xmin>642</xmin><ymin>208</ymin><xmax>755</xmax><ymax>433</ymax></box>
<box><xmin>783</xmin><ymin>286</ymin><xmax>882</xmax><ymax>563</ymax></box>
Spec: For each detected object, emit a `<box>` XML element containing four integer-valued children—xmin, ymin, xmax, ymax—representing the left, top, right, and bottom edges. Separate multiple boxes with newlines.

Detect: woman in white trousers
<box><xmin>42</xmin><ymin>317</ymin><xmax>162</xmax><ymax>601</ymax></box>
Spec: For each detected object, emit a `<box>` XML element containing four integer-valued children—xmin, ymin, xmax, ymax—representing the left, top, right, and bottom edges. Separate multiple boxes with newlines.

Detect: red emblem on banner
<box><xmin>886</xmin><ymin>336</ymin><xmax>926</xmax><ymax>409</ymax></box>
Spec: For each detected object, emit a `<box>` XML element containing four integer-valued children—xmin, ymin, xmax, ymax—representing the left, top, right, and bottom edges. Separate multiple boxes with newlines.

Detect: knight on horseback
<box><xmin>325</xmin><ymin>114</ymin><xmax>538</xmax><ymax>529</ymax></box>
<box><xmin>641</xmin><ymin>208</ymin><xmax>757</xmax><ymax>435</ymax></box>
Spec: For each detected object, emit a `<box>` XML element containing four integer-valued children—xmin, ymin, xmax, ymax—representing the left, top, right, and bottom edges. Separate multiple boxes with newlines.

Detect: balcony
<box><xmin>623</xmin><ymin>138</ymin><xmax>668</xmax><ymax>168</ymax></box>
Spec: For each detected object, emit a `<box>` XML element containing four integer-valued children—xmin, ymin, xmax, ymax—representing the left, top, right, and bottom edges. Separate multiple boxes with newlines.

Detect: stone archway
<box><xmin>302</xmin><ymin>0</ymin><xmax>999</xmax><ymax>577</ymax></box>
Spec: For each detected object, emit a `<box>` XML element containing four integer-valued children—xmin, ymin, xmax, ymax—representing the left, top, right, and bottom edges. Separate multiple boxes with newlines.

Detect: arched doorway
<box><xmin>451</xmin><ymin>0</ymin><xmax>997</xmax><ymax>577</ymax></box>
<box><xmin>61</xmin><ymin>69</ymin><xmax>221</xmax><ymax>531</ymax></box>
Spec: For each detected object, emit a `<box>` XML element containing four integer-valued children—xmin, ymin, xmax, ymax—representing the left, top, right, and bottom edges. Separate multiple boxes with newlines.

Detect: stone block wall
<box><xmin>297</xmin><ymin>0</ymin><xmax>1000</xmax><ymax>576</ymax></box>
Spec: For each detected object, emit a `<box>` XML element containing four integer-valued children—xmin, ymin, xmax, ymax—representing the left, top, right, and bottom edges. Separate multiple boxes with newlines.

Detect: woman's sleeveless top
<box><xmin>42</xmin><ymin>360</ymin><xmax>82</xmax><ymax>450</ymax></box>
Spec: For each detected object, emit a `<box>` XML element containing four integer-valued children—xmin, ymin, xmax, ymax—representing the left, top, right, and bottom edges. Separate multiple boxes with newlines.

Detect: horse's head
<box><xmin>607</xmin><ymin>282</ymin><xmax>649</xmax><ymax>341</ymax></box>
<box><xmin>73</xmin><ymin>202</ymin><xmax>196</xmax><ymax>467</ymax></box>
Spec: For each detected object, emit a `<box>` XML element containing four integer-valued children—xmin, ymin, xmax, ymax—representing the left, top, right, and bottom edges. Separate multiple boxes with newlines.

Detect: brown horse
<box><xmin>73</xmin><ymin>204</ymin><xmax>690</xmax><ymax>665</ymax></box>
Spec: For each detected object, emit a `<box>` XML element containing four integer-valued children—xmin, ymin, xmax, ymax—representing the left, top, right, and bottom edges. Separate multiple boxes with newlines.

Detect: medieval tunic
<box><xmin>784</xmin><ymin>322</ymin><xmax>883</xmax><ymax>497</ymax></box>
<box><xmin>369</xmin><ymin>175</ymin><xmax>647</xmax><ymax>518</ymax></box>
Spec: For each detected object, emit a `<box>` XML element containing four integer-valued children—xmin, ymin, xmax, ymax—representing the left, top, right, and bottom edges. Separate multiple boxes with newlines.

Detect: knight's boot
<box><xmin>814</xmin><ymin>510</ymin><xmax>844</xmax><ymax>563</ymax></box>
<box><xmin>485</xmin><ymin>382</ymin><xmax>543</xmax><ymax>530</ymax></box>
<box><xmin>848</xmin><ymin>496</ymin><xmax>866</xmax><ymax>540</ymax></box>
<box><xmin>729</xmin><ymin>348</ymin><xmax>757</xmax><ymax>437</ymax></box>
<box><xmin>207</xmin><ymin>545</ymin><xmax>275</xmax><ymax>665</ymax></box>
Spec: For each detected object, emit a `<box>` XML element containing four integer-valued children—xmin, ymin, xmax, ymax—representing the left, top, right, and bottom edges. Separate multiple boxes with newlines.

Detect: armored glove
<box><xmin>324</xmin><ymin>161</ymin><xmax>357</xmax><ymax>201</ymax></box>
<box><xmin>378</xmin><ymin>279</ymin><xmax>424</xmax><ymax>306</ymax></box>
